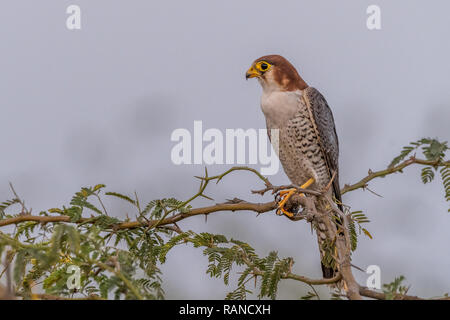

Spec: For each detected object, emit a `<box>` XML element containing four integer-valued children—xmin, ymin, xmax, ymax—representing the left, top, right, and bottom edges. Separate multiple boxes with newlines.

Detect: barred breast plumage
<box><xmin>262</xmin><ymin>90</ymin><xmax>331</xmax><ymax>193</ymax></box>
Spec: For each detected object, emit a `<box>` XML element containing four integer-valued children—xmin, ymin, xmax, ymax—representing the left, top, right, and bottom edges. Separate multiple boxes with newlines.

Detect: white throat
<box><xmin>260</xmin><ymin>89</ymin><xmax>303</xmax><ymax>129</ymax></box>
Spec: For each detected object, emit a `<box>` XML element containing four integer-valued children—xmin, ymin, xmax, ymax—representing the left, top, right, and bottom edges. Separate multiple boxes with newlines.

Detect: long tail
<box><xmin>319</xmin><ymin>178</ymin><xmax>343</xmax><ymax>279</ymax></box>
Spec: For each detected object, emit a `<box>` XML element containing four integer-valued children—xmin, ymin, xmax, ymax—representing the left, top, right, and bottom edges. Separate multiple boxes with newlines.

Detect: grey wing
<box><xmin>303</xmin><ymin>87</ymin><xmax>342</xmax><ymax>209</ymax></box>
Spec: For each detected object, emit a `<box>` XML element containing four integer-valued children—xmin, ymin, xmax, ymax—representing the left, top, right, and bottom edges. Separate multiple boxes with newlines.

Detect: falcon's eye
<box><xmin>256</xmin><ymin>61</ymin><xmax>271</xmax><ymax>72</ymax></box>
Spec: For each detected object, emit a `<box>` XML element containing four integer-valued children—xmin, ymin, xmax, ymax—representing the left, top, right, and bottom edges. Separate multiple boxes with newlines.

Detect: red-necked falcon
<box><xmin>246</xmin><ymin>55</ymin><xmax>342</xmax><ymax>279</ymax></box>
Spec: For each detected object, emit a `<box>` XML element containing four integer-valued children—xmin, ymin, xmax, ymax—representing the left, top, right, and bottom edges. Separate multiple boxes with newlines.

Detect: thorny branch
<box><xmin>341</xmin><ymin>157</ymin><xmax>449</xmax><ymax>195</ymax></box>
<box><xmin>0</xmin><ymin>157</ymin><xmax>449</xmax><ymax>300</ymax></box>
<box><xmin>237</xmin><ymin>246</ymin><xmax>342</xmax><ymax>286</ymax></box>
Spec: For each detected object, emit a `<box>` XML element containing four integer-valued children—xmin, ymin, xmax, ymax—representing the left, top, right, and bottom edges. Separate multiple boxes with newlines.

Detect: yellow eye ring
<box><xmin>255</xmin><ymin>61</ymin><xmax>271</xmax><ymax>72</ymax></box>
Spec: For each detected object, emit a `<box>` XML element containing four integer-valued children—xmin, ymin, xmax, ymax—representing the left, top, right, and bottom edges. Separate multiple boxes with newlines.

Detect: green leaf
<box><xmin>440</xmin><ymin>166</ymin><xmax>450</xmax><ymax>212</ymax></box>
<box><xmin>14</xmin><ymin>250</ymin><xmax>26</xmax><ymax>285</ymax></box>
<box><xmin>105</xmin><ymin>192</ymin><xmax>136</xmax><ymax>205</ymax></box>
<box><xmin>421</xmin><ymin>166</ymin><xmax>435</xmax><ymax>184</ymax></box>
<box><xmin>48</xmin><ymin>208</ymin><xmax>64</xmax><ymax>214</ymax></box>
<box><xmin>301</xmin><ymin>291</ymin><xmax>318</xmax><ymax>300</ymax></box>
<box><xmin>362</xmin><ymin>228</ymin><xmax>373</xmax><ymax>239</ymax></box>
<box><xmin>93</xmin><ymin>184</ymin><xmax>106</xmax><ymax>192</ymax></box>
<box><xmin>382</xmin><ymin>276</ymin><xmax>408</xmax><ymax>300</ymax></box>
<box><xmin>0</xmin><ymin>198</ymin><xmax>20</xmax><ymax>218</ymax></box>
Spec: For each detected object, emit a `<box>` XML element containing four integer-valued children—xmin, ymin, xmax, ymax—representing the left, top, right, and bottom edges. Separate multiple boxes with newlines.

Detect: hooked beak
<box><xmin>245</xmin><ymin>66</ymin><xmax>260</xmax><ymax>80</ymax></box>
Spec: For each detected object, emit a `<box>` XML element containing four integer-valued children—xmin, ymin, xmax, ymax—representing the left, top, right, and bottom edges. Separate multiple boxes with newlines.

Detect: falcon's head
<box><xmin>245</xmin><ymin>54</ymin><xmax>308</xmax><ymax>92</ymax></box>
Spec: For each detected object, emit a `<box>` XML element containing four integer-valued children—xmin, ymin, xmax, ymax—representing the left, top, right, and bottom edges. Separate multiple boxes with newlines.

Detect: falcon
<box><xmin>245</xmin><ymin>55</ymin><xmax>342</xmax><ymax>278</ymax></box>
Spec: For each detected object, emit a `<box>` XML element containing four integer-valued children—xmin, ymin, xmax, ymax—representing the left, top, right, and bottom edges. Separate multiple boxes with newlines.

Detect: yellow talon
<box><xmin>278</xmin><ymin>188</ymin><xmax>297</xmax><ymax>207</ymax></box>
<box><xmin>279</xmin><ymin>206</ymin><xmax>295</xmax><ymax>217</ymax></box>
<box><xmin>300</xmin><ymin>177</ymin><xmax>315</xmax><ymax>190</ymax></box>
<box><xmin>276</xmin><ymin>178</ymin><xmax>315</xmax><ymax>218</ymax></box>
<box><xmin>278</xmin><ymin>189</ymin><xmax>293</xmax><ymax>196</ymax></box>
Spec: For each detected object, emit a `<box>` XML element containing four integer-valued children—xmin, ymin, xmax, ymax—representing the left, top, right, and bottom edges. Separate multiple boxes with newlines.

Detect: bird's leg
<box><xmin>276</xmin><ymin>178</ymin><xmax>315</xmax><ymax>218</ymax></box>
<box><xmin>276</xmin><ymin>188</ymin><xmax>297</xmax><ymax>217</ymax></box>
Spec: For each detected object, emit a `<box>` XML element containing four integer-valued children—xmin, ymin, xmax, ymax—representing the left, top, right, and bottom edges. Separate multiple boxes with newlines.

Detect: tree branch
<box><xmin>358</xmin><ymin>286</ymin><xmax>450</xmax><ymax>300</ymax></box>
<box><xmin>0</xmin><ymin>201</ymin><xmax>277</xmax><ymax>229</ymax></box>
<box><xmin>237</xmin><ymin>245</ymin><xmax>342</xmax><ymax>287</ymax></box>
<box><xmin>1</xmin><ymin>157</ymin><xmax>449</xmax><ymax>300</ymax></box>
<box><xmin>342</xmin><ymin>157</ymin><xmax>450</xmax><ymax>195</ymax></box>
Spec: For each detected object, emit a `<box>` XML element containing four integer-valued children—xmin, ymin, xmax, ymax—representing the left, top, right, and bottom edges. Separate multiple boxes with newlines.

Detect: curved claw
<box><xmin>274</xmin><ymin>178</ymin><xmax>316</xmax><ymax>218</ymax></box>
<box><xmin>275</xmin><ymin>188</ymin><xmax>297</xmax><ymax>218</ymax></box>
<box><xmin>279</xmin><ymin>206</ymin><xmax>295</xmax><ymax>218</ymax></box>
<box><xmin>274</xmin><ymin>193</ymin><xmax>282</xmax><ymax>204</ymax></box>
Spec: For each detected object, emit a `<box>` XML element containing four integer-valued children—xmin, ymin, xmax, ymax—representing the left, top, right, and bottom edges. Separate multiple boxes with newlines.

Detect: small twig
<box><xmin>308</xmin><ymin>284</ymin><xmax>321</xmax><ymax>300</ymax></box>
<box><xmin>8</xmin><ymin>183</ymin><xmax>29</xmax><ymax>215</ymax></box>
<box><xmin>321</xmin><ymin>170</ymin><xmax>337</xmax><ymax>194</ymax></box>
<box><xmin>252</xmin><ymin>183</ymin><xmax>322</xmax><ymax>197</ymax></box>
<box><xmin>350</xmin><ymin>263</ymin><xmax>366</xmax><ymax>273</ymax></box>
<box><xmin>94</xmin><ymin>193</ymin><xmax>109</xmax><ymax>216</ymax></box>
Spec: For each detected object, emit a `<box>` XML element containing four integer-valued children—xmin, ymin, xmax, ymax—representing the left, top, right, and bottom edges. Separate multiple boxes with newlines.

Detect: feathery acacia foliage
<box><xmin>382</xmin><ymin>276</ymin><xmax>409</xmax><ymax>300</ymax></box>
<box><xmin>0</xmin><ymin>137</ymin><xmax>448</xmax><ymax>300</ymax></box>
<box><xmin>347</xmin><ymin>210</ymin><xmax>371</xmax><ymax>251</ymax></box>
<box><xmin>389</xmin><ymin>137</ymin><xmax>449</xmax><ymax>211</ymax></box>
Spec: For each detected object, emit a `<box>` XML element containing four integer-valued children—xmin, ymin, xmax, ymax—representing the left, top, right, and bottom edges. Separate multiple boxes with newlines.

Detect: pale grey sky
<box><xmin>0</xmin><ymin>1</ymin><xmax>449</xmax><ymax>299</ymax></box>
